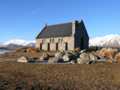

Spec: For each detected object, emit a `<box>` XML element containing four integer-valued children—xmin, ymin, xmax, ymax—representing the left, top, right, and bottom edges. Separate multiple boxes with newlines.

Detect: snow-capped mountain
<box><xmin>0</xmin><ymin>39</ymin><xmax>35</xmax><ymax>49</ymax></box>
<box><xmin>3</xmin><ymin>39</ymin><xmax>35</xmax><ymax>46</ymax></box>
<box><xmin>1</xmin><ymin>34</ymin><xmax>120</xmax><ymax>50</ymax></box>
<box><xmin>89</xmin><ymin>34</ymin><xmax>120</xmax><ymax>47</ymax></box>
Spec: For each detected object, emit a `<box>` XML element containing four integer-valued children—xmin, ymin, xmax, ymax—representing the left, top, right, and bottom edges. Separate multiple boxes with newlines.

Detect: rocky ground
<box><xmin>0</xmin><ymin>47</ymin><xmax>55</xmax><ymax>62</ymax></box>
<box><xmin>0</xmin><ymin>47</ymin><xmax>120</xmax><ymax>89</ymax></box>
<box><xmin>0</xmin><ymin>47</ymin><xmax>120</xmax><ymax>64</ymax></box>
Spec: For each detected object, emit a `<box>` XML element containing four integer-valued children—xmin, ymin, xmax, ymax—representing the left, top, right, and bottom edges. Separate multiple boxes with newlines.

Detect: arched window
<box><xmin>40</xmin><ymin>43</ymin><xmax>42</xmax><ymax>50</ymax></box>
<box><xmin>65</xmin><ymin>42</ymin><xmax>68</xmax><ymax>50</ymax></box>
<box><xmin>56</xmin><ymin>43</ymin><xmax>58</xmax><ymax>51</ymax></box>
<box><xmin>47</xmin><ymin>43</ymin><xmax>50</xmax><ymax>51</ymax></box>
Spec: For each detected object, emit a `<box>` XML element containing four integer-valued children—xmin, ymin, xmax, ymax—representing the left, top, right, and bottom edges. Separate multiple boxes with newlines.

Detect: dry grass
<box><xmin>115</xmin><ymin>53</ymin><xmax>120</xmax><ymax>63</ymax></box>
<box><xmin>0</xmin><ymin>63</ymin><xmax>120</xmax><ymax>90</ymax></box>
<box><xmin>98</xmin><ymin>48</ymin><xmax>118</xmax><ymax>59</ymax></box>
<box><xmin>0</xmin><ymin>50</ymin><xmax>56</xmax><ymax>62</ymax></box>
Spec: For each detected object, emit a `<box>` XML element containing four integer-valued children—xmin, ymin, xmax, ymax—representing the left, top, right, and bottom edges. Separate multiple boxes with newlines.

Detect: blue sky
<box><xmin>0</xmin><ymin>0</ymin><xmax>120</xmax><ymax>42</ymax></box>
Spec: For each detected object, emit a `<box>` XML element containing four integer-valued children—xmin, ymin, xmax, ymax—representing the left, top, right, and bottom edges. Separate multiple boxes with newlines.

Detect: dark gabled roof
<box><xmin>36</xmin><ymin>22</ymin><xmax>73</xmax><ymax>38</ymax></box>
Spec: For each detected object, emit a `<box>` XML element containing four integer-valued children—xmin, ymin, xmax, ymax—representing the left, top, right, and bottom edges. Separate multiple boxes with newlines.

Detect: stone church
<box><xmin>36</xmin><ymin>20</ymin><xmax>89</xmax><ymax>51</ymax></box>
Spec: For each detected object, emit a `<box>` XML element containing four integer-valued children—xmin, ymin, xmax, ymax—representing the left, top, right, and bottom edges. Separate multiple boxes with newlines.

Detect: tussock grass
<box><xmin>0</xmin><ymin>63</ymin><xmax>120</xmax><ymax>90</ymax></box>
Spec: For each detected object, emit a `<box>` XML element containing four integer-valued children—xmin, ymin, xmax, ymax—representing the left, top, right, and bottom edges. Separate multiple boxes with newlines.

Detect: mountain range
<box><xmin>0</xmin><ymin>34</ymin><xmax>120</xmax><ymax>50</ymax></box>
<box><xmin>89</xmin><ymin>34</ymin><xmax>120</xmax><ymax>47</ymax></box>
<box><xmin>0</xmin><ymin>39</ymin><xmax>35</xmax><ymax>50</ymax></box>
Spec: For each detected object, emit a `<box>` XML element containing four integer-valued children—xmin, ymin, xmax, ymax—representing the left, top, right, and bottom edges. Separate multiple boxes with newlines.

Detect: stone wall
<box><xmin>74</xmin><ymin>21</ymin><xmax>89</xmax><ymax>50</ymax></box>
<box><xmin>36</xmin><ymin>36</ymin><xmax>74</xmax><ymax>51</ymax></box>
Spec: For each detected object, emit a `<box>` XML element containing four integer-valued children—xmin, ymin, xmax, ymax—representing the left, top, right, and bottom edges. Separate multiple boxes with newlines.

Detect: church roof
<box><xmin>36</xmin><ymin>22</ymin><xmax>73</xmax><ymax>38</ymax></box>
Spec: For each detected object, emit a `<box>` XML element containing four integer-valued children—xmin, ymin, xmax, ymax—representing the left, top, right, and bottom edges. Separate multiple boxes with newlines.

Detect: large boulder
<box><xmin>48</xmin><ymin>57</ymin><xmax>64</xmax><ymax>63</ymax></box>
<box><xmin>55</xmin><ymin>51</ymin><xmax>65</xmax><ymax>58</ymax></box>
<box><xmin>26</xmin><ymin>48</ymin><xmax>38</xmax><ymax>54</ymax></box>
<box><xmin>40</xmin><ymin>53</ymin><xmax>49</xmax><ymax>61</ymax></box>
<box><xmin>98</xmin><ymin>48</ymin><xmax>118</xmax><ymax>59</ymax></box>
<box><xmin>62</xmin><ymin>51</ymin><xmax>79</xmax><ymax>62</ymax></box>
<box><xmin>72</xmin><ymin>51</ymin><xmax>80</xmax><ymax>59</ymax></box>
<box><xmin>77</xmin><ymin>53</ymin><xmax>90</xmax><ymax>64</ymax></box>
<box><xmin>115</xmin><ymin>53</ymin><xmax>120</xmax><ymax>63</ymax></box>
<box><xmin>95</xmin><ymin>58</ymin><xmax>108</xmax><ymax>63</ymax></box>
<box><xmin>74</xmin><ymin>48</ymin><xmax>80</xmax><ymax>52</ymax></box>
<box><xmin>89</xmin><ymin>53</ymin><xmax>98</xmax><ymax>61</ymax></box>
<box><xmin>17</xmin><ymin>56</ymin><xmax>37</xmax><ymax>63</ymax></box>
<box><xmin>63</xmin><ymin>54</ymin><xmax>70</xmax><ymax>62</ymax></box>
<box><xmin>17</xmin><ymin>56</ymin><xmax>28</xmax><ymax>63</ymax></box>
<box><xmin>106</xmin><ymin>59</ymin><xmax>113</xmax><ymax>64</ymax></box>
<box><xmin>49</xmin><ymin>51</ymin><xmax>65</xmax><ymax>63</ymax></box>
<box><xmin>77</xmin><ymin>52</ymin><xmax>99</xmax><ymax>64</ymax></box>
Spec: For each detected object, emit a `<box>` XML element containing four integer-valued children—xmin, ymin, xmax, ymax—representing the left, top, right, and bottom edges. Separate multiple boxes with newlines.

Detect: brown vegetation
<box><xmin>0</xmin><ymin>63</ymin><xmax>120</xmax><ymax>90</ymax></box>
<box><xmin>0</xmin><ymin>47</ymin><xmax>56</xmax><ymax>62</ymax></box>
<box><xmin>74</xmin><ymin>48</ymin><xmax>81</xmax><ymax>52</ymax></box>
<box><xmin>98</xmin><ymin>48</ymin><xmax>118</xmax><ymax>59</ymax></box>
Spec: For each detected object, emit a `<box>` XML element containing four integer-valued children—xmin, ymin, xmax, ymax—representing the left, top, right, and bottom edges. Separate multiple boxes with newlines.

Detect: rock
<box><xmin>77</xmin><ymin>53</ymin><xmax>90</xmax><ymax>64</ymax></box>
<box><xmin>0</xmin><ymin>80</ymin><xmax>9</xmax><ymax>90</ymax></box>
<box><xmin>80</xmin><ymin>49</ymin><xmax>86</xmax><ymax>54</ymax></box>
<box><xmin>77</xmin><ymin>52</ymin><xmax>99</xmax><ymax>64</ymax></box>
<box><xmin>63</xmin><ymin>55</ymin><xmax>69</xmax><ymax>62</ymax></box>
<box><xmin>55</xmin><ymin>51</ymin><xmax>65</xmax><ymax>58</ymax></box>
<box><xmin>98</xmin><ymin>48</ymin><xmax>118</xmax><ymax>60</ymax></box>
<box><xmin>17</xmin><ymin>56</ymin><xmax>28</xmax><ymax>63</ymax></box>
<box><xmin>48</xmin><ymin>58</ymin><xmax>55</xmax><ymax>64</ymax></box>
<box><xmin>28</xmin><ymin>57</ymin><xmax>36</xmax><ymax>63</ymax></box>
<box><xmin>89</xmin><ymin>53</ymin><xmax>98</xmax><ymax>61</ymax></box>
<box><xmin>95</xmin><ymin>58</ymin><xmax>108</xmax><ymax>63</ymax></box>
<box><xmin>69</xmin><ymin>60</ymin><xmax>75</xmax><ymax>64</ymax></box>
<box><xmin>48</xmin><ymin>57</ymin><xmax>64</xmax><ymax>63</ymax></box>
<box><xmin>37</xmin><ymin>57</ymin><xmax>44</xmax><ymax>62</ymax></box>
<box><xmin>72</xmin><ymin>51</ymin><xmax>80</xmax><ymax>59</ymax></box>
<box><xmin>80</xmin><ymin>47</ymin><xmax>98</xmax><ymax>54</ymax></box>
<box><xmin>106</xmin><ymin>59</ymin><xmax>113</xmax><ymax>64</ymax></box>
<box><xmin>47</xmin><ymin>51</ymin><xmax>65</xmax><ymax>63</ymax></box>
<box><xmin>26</xmin><ymin>47</ymin><xmax>38</xmax><ymax>54</ymax></box>
<box><xmin>62</xmin><ymin>51</ymin><xmax>78</xmax><ymax>62</ymax></box>
<box><xmin>74</xmin><ymin>48</ymin><xmax>80</xmax><ymax>52</ymax></box>
<box><xmin>52</xmin><ymin>52</ymin><xmax>65</xmax><ymax>63</ymax></box>
<box><xmin>15</xmin><ymin>80</ymin><xmax>29</xmax><ymax>90</ymax></box>
<box><xmin>40</xmin><ymin>53</ymin><xmax>49</xmax><ymax>60</ymax></box>
<box><xmin>115</xmin><ymin>53</ymin><xmax>120</xmax><ymax>63</ymax></box>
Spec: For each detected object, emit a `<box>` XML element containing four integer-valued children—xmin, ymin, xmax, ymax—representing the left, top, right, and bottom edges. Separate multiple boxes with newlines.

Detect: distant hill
<box><xmin>0</xmin><ymin>39</ymin><xmax>35</xmax><ymax>50</ymax></box>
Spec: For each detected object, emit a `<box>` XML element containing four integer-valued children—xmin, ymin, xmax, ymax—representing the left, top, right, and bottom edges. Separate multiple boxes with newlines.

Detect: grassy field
<box><xmin>0</xmin><ymin>63</ymin><xmax>120</xmax><ymax>90</ymax></box>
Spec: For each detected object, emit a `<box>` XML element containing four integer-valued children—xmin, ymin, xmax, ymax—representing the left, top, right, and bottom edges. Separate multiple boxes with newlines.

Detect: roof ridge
<box><xmin>46</xmin><ymin>21</ymin><xmax>72</xmax><ymax>27</ymax></box>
